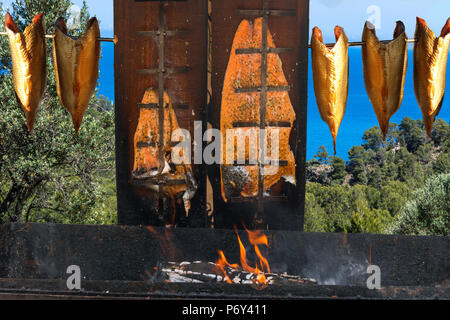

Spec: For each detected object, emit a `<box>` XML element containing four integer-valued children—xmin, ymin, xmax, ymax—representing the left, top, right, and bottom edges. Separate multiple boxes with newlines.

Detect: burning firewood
<box><xmin>160</xmin><ymin>261</ymin><xmax>317</xmax><ymax>286</ymax></box>
<box><xmin>145</xmin><ymin>228</ymin><xmax>318</xmax><ymax>286</ymax></box>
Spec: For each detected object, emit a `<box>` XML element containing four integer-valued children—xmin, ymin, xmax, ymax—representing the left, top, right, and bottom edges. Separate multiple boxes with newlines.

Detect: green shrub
<box><xmin>386</xmin><ymin>174</ymin><xmax>450</xmax><ymax>236</ymax></box>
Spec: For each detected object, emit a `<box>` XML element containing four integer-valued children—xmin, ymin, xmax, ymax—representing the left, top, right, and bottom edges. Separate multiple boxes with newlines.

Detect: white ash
<box><xmin>160</xmin><ymin>261</ymin><xmax>317</xmax><ymax>285</ymax></box>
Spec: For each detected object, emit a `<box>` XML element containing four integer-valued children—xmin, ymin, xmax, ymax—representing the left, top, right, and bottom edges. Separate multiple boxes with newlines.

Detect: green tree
<box><xmin>430</xmin><ymin>119</ymin><xmax>449</xmax><ymax>147</ymax></box>
<box><xmin>350</xmin><ymin>206</ymin><xmax>393</xmax><ymax>234</ymax></box>
<box><xmin>313</xmin><ymin>146</ymin><xmax>330</xmax><ymax>164</ymax></box>
<box><xmin>303</xmin><ymin>192</ymin><xmax>328</xmax><ymax>232</ymax></box>
<box><xmin>415</xmin><ymin>143</ymin><xmax>433</xmax><ymax>164</ymax></box>
<box><xmin>304</xmin><ymin>183</ymin><xmax>394</xmax><ymax>234</ymax></box>
<box><xmin>347</xmin><ymin>146</ymin><xmax>368</xmax><ymax>185</ymax></box>
<box><xmin>395</xmin><ymin>147</ymin><xmax>425</xmax><ymax>184</ymax></box>
<box><xmin>305</xmin><ymin>183</ymin><xmax>353</xmax><ymax>232</ymax></box>
<box><xmin>444</xmin><ymin>138</ymin><xmax>450</xmax><ymax>153</ymax></box>
<box><xmin>362</xmin><ymin>126</ymin><xmax>384</xmax><ymax>151</ymax></box>
<box><xmin>367</xmin><ymin>167</ymin><xmax>383</xmax><ymax>188</ymax></box>
<box><xmin>398</xmin><ymin>117</ymin><xmax>426</xmax><ymax>153</ymax></box>
<box><xmin>306</xmin><ymin>112</ymin><xmax>448</xmax><ymax>235</ymax></box>
<box><xmin>0</xmin><ymin>1</ymin><xmax>116</xmax><ymax>224</ymax></box>
<box><xmin>362</xmin><ymin>123</ymin><xmax>400</xmax><ymax>151</ymax></box>
<box><xmin>386</xmin><ymin>174</ymin><xmax>450</xmax><ymax>236</ymax></box>
<box><xmin>378</xmin><ymin>181</ymin><xmax>412</xmax><ymax>217</ymax></box>
<box><xmin>10</xmin><ymin>0</ymin><xmax>89</xmax><ymax>35</ymax></box>
<box><xmin>330</xmin><ymin>156</ymin><xmax>346</xmax><ymax>184</ymax></box>
<box><xmin>433</xmin><ymin>152</ymin><xmax>450</xmax><ymax>174</ymax></box>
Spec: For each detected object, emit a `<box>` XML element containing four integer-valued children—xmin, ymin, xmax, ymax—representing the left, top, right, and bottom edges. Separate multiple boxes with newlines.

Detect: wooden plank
<box><xmin>114</xmin><ymin>0</ymin><xmax>208</xmax><ymax>226</ymax></box>
<box><xmin>211</xmin><ymin>0</ymin><xmax>309</xmax><ymax>231</ymax></box>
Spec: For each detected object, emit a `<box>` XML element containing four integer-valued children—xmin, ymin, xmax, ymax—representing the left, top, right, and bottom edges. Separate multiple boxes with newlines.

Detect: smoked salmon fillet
<box><xmin>311</xmin><ymin>26</ymin><xmax>349</xmax><ymax>154</ymax></box>
<box><xmin>132</xmin><ymin>89</ymin><xmax>197</xmax><ymax>214</ymax></box>
<box><xmin>362</xmin><ymin>21</ymin><xmax>408</xmax><ymax>140</ymax></box>
<box><xmin>414</xmin><ymin>17</ymin><xmax>450</xmax><ymax>138</ymax></box>
<box><xmin>5</xmin><ymin>13</ymin><xmax>46</xmax><ymax>133</ymax></box>
<box><xmin>220</xmin><ymin>18</ymin><xmax>296</xmax><ymax>202</ymax></box>
<box><xmin>52</xmin><ymin>17</ymin><xmax>101</xmax><ymax>134</ymax></box>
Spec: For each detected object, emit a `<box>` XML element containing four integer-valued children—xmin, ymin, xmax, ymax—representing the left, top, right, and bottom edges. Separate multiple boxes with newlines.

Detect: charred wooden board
<box><xmin>114</xmin><ymin>0</ymin><xmax>208</xmax><ymax>226</ymax></box>
<box><xmin>211</xmin><ymin>0</ymin><xmax>309</xmax><ymax>230</ymax></box>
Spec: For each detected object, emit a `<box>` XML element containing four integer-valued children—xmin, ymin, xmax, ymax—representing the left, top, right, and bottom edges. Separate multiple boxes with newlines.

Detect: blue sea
<box><xmin>96</xmin><ymin>42</ymin><xmax>115</xmax><ymax>103</ymax></box>
<box><xmin>96</xmin><ymin>45</ymin><xmax>450</xmax><ymax>160</ymax></box>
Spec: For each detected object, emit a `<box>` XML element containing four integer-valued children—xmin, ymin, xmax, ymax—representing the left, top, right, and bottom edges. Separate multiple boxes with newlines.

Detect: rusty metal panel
<box><xmin>114</xmin><ymin>0</ymin><xmax>208</xmax><ymax>226</ymax></box>
<box><xmin>211</xmin><ymin>0</ymin><xmax>309</xmax><ymax>230</ymax></box>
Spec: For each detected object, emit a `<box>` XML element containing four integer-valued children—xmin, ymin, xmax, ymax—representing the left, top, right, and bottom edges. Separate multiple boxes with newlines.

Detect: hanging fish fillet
<box><xmin>132</xmin><ymin>89</ymin><xmax>197</xmax><ymax>214</ymax></box>
<box><xmin>52</xmin><ymin>17</ymin><xmax>101</xmax><ymax>134</ymax></box>
<box><xmin>414</xmin><ymin>17</ymin><xmax>450</xmax><ymax>138</ymax></box>
<box><xmin>5</xmin><ymin>13</ymin><xmax>47</xmax><ymax>133</ymax></box>
<box><xmin>220</xmin><ymin>18</ymin><xmax>296</xmax><ymax>202</ymax></box>
<box><xmin>311</xmin><ymin>26</ymin><xmax>349</xmax><ymax>154</ymax></box>
<box><xmin>362</xmin><ymin>21</ymin><xmax>408</xmax><ymax>140</ymax></box>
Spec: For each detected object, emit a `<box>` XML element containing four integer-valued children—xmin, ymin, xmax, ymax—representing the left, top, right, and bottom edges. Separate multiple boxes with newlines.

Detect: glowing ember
<box><xmin>215</xmin><ymin>226</ymin><xmax>271</xmax><ymax>285</ymax></box>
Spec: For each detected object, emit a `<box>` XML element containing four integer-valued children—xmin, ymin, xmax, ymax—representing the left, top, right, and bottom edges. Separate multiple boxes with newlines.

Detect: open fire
<box><xmin>145</xmin><ymin>225</ymin><xmax>316</xmax><ymax>286</ymax></box>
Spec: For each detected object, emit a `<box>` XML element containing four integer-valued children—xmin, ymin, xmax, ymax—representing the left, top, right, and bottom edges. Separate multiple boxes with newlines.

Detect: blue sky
<box><xmin>2</xmin><ymin>0</ymin><xmax>450</xmax><ymax>41</ymax></box>
<box><xmin>72</xmin><ymin>0</ymin><xmax>114</xmax><ymax>33</ymax></box>
<box><xmin>311</xmin><ymin>0</ymin><xmax>450</xmax><ymax>42</ymax></box>
<box><xmin>1</xmin><ymin>0</ymin><xmax>114</xmax><ymax>35</ymax></box>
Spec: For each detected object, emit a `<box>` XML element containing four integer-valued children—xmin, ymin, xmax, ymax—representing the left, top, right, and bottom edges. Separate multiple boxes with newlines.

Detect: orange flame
<box><xmin>215</xmin><ymin>225</ymin><xmax>271</xmax><ymax>285</ymax></box>
<box><xmin>146</xmin><ymin>226</ymin><xmax>180</xmax><ymax>261</ymax></box>
<box><xmin>236</xmin><ymin>232</ymin><xmax>258</xmax><ymax>274</ymax></box>
<box><xmin>245</xmin><ymin>227</ymin><xmax>271</xmax><ymax>274</ymax></box>
<box><xmin>215</xmin><ymin>250</ymin><xmax>239</xmax><ymax>283</ymax></box>
<box><xmin>245</xmin><ymin>227</ymin><xmax>269</xmax><ymax>246</ymax></box>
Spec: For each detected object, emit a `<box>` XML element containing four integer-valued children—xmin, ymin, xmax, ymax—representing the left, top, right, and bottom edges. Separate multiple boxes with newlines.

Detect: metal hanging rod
<box><xmin>308</xmin><ymin>38</ymin><xmax>417</xmax><ymax>48</ymax></box>
<box><xmin>0</xmin><ymin>32</ymin><xmax>118</xmax><ymax>44</ymax></box>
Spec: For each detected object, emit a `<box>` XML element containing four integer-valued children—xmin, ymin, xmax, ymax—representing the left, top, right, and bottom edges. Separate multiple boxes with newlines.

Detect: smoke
<box><xmin>300</xmin><ymin>244</ymin><xmax>369</xmax><ymax>286</ymax></box>
<box><xmin>319</xmin><ymin>259</ymin><xmax>368</xmax><ymax>286</ymax></box>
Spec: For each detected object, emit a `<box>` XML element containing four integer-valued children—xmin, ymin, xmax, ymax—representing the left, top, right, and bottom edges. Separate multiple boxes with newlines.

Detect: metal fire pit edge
<box><xmin>0</xmin><ymin>279</ymin><xmax>448</xmax><ymax>300</ymax></box>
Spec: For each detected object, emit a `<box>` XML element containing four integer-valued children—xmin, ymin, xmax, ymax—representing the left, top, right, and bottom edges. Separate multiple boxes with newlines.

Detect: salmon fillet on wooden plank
<box><xmin>311</xmin><ymin>26</ymin><xmax>349</xmax><ymax>154</ymax></box>
<box><xmin>414</xmin><ymin>17</ymin><xmax>450</xmax><ymax>138</ymax></box>
<box><xmin>52</xmin><ymin>17</ymin><xmax>101</xmax><ymax>134</ymax></box>
<box><xmin>220</xmin><ymin>18</ymin><xmax>296</xmax><ymax>202</ymax></box>
<box><xmin>132</xmin><ymin>89</ymin><xmax>197</xmax><ymax>214</ymax></box>
<box><xmin>362</xmin><ymin>21</ymin><xmax>408</xmax><ymax>140</ymax></box>
<box><xmin>5</xmin><ymin>13</ymin><xmax>47</xmax><ymax>133</ymax></box>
